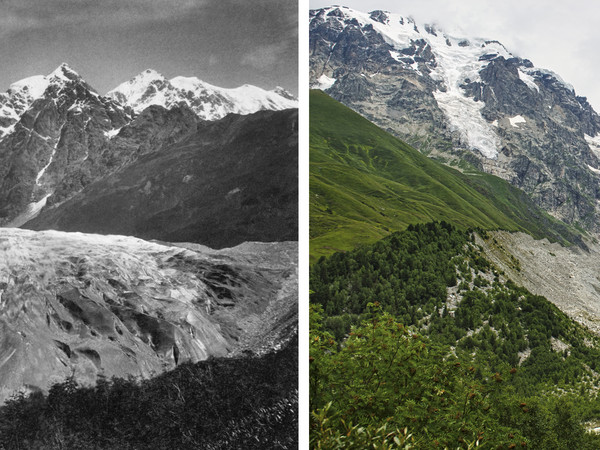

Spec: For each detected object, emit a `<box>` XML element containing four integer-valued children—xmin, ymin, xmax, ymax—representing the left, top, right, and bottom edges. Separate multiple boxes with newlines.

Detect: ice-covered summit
<box><xmin>0</xmin><ymin>63</ymin><xmax>92</xmax><ymax>138</ymax></box>
<box><xmin>310</xmin><ymin>6</ymin><xmax>578</xmax><ymax>159</ymax></box>
<box><xmin>48</xmin><ymin>62</ymin><xmax>84</xmax><ymax>83</ymax></box>
<box><xmin>106</xmin><ymin>69</ymin><xmax>169</xmax><ymax>107</ymax></box>
<box><xmin>108</xmin><ymin>70</ymin><xmax>298</xmax><ymax>121</ymax></box>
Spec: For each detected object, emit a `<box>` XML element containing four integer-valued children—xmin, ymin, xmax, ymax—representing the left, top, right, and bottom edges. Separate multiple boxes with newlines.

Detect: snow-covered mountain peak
<box><xmin>316</xmin><ymin>6</ymin><xmax>512</xmax><ymax>65</ymax></box>
<box><xmin>0</xmin><ymin>67</ymin><xmax>70</xmax><ymax>137</ymax></box>
<box><xmin>313</xmin><ymin>6</ymin><xmax>578</xmax><ymax>97</ymax></box>
<box><xmin>311</xmin><ymin>5</ymin><xmax>600</xmax><ymax>233</ymax></box>
<box><xmin>108</xmin><ymin>70</ymin><xmax>298</xmax><ymax>121</ymax></box>
<box><xmin>311</xmin><ymin>5</ymin><xmax>578</xmax><ymax>159</ymax></box>
<box><xmin>170</xmin><ymin>75</ymin><xmax>206</xmax><ymax>91</ymax></box>
<box><xmin>135</xmin><ymin>69</ymin><xmax>167</xmax><ymax>85</ymax></box>
<box><xmin>44</xmin><ymin>63</ymin><xmax>96</xmax><ymax>96</ymax></box>
<box><xmin>106</xmin><ymin>69</ymin><xmax>170</xmax><ymax>107</ymax></box>
<box><xmin>49</xmin><ymin>63</ymin><xmax>81</xmax><ymax>81</ymax></box>
<box><xmin>1</xmin><ymin>65</ymin><xmax>82</xmax><ymax>106</ymax></box>
<box><xmin>8</xmin><ymin>75</ymin><xmax>50</xmax><ymax>100</ymax></box>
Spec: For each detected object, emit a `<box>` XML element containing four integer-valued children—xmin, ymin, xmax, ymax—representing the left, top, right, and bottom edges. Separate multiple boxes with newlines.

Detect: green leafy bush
<box><xmin>310</xmin><ymin>223</ymin><xmax>600</xmax><ymax>448</ymax></box>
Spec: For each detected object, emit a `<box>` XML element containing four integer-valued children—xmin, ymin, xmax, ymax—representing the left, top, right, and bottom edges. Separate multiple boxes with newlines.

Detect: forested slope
<box><xmin>310</xmin><ymin>222</ymin><xmax>600</xmax><ymax>448</ymax></box>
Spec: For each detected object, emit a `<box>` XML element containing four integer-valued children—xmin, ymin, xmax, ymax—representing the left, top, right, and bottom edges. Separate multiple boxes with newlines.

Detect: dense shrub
<box><xmin>310</xmin><ymin>223</ymin><xmax>600</xmax><ymax>447</ymax></box>
<box><xmin>0</xmin><ymin>335</ymin><xmax>298</xmax><ymax>449</ymax></box>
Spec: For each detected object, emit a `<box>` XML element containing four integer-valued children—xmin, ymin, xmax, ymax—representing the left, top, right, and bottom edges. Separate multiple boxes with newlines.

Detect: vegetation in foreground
<box><xmin>0</xmin><ymin>335</ymin><xmax>297</xmax><ymax>449</ymax></box>
<box><xmin>310</xmin><ymin>222</ymin><xmax>600</xmax><ymax>448</ymax></box>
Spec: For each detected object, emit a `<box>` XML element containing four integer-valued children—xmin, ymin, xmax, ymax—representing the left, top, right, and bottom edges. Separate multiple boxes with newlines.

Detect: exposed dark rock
<box><xmin>369</xmin><ymin>10</ymin><xmax>389</xmax><ymax>24</ymax></box>
<box><xmin>0</xmin><ymin>67</ymin><xmax>133</xmax><ymax>225</ymax></box>
<box><xmin>310</xmin><ymin>6</ymin><xmax>600</xmax><ymax>232</ymax></box>
<box><xmin>25</xmin><ymin>108</ymin><xmax>298</xmax><ymax>248</ymax></box>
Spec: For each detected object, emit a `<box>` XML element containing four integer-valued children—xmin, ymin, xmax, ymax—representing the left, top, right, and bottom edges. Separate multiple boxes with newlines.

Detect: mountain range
<box><xmin>107</xmin><ymin>68</ymin><xmax>297</xmax><ymax>121</ymax></box>
<box><xmin>0</xmin><ymin>61</ymin><xmax>298</xmax><ymax>419</ymax></box>
<box><xmin>310</xmin><ymin>6</ymin><xmax>600</xmax><ymax>233</ymax></box>
<box><xmin>309</xmin><ymin>6</ymin><xmax>600</xmax><ymax>447</ymax></box>
<box><xmin>0</xmin><ymin>63</ymin><xmax>297</xmax><ymax>246</ymax></box>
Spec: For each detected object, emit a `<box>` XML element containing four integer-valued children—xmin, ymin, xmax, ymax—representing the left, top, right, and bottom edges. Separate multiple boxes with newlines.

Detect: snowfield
<box><xmin>313</xmin><ymin>7</ymin><xmax>580</xmax><ymax>160</ymax></box>
<box><xmin>107</xmin><ymin>69</ymin><xmax>298</xmax><ymax>120</ymax></box>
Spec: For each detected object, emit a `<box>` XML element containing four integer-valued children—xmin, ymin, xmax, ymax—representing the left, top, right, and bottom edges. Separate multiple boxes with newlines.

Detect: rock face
<box><xmin>0</xmin><ymin>228</ymin><xmax>297</xmax><ymax>403</ymax></box>
<box><xmin>107</xmin><ymin>69</ymin><xmax>298</xmax><ymax>121</ymax></box>
<box><xmin>0</xmin><ymin>64</ymin><xmax>133</xmax><ymax>226</ymax></box>
<box><xmin>25</xmin><ymin>108</ymin><xmax>298</xmax><ymax>248</ymax></box>
<box><xmin>310</xmin><ymin>6</ymin><xmax>600</xmax><ymax>232</ymax></box>
<box><xmin>46</xmin><ymin>104</ymin><xmax>199</xmax><ymax>209</ymax></box>
<box><xmin>0</xmin><ymin>64</ymin><xmax>297</xmax><ymax>232</ymax></box>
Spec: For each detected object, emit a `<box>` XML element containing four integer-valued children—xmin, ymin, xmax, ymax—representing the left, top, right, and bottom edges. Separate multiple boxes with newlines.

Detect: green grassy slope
<box><xmin>310</xmin><ymin>90</ymin><xmax>581</xmax><ymax>261</ymax></box>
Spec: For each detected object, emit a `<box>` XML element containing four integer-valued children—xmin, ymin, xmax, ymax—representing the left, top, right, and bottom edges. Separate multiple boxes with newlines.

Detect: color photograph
<box><xmin>309</xmin><ymin>1</ymin><xmax>600</xmax><ymax>447</ymax></box>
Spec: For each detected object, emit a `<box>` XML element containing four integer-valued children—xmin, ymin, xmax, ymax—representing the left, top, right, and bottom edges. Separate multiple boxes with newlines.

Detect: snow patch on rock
<box><xmin>314</xmin><ymin>74</ymin><xmax>337</xmax><ymax>90</ymax></box>
<box><xmin>518</xmin><ymin>69</ymin><xmax>539</xmax><ymax>92</ymax></box>
<box><xmin>509</xmin><ymin>115</ymin><xmax>526</xmax><ymax>127</ymax></box>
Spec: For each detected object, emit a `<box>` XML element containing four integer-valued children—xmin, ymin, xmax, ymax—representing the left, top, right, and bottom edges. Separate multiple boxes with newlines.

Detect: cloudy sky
<box><xmin>309</xmin><ymin>0</ymin><xmax>600</xmax><ymax>111</ymax></box>
<box><xmin>0</xmin><ymin>0</ymin><xmax>298</xmax><ymax>95</ymax></box>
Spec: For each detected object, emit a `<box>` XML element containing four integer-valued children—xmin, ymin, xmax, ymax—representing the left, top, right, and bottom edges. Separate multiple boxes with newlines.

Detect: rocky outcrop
<box><xmin>0</xmin><ymin>64</ymin><xmax>297</xmax><ymax>229</ymax></box>
<box><xmin>0</xmin><ymin>228</ymin><xmax>297</xmax><ymax>403</ymax></box>
<box><xmin>310</xmin><ymin>6</ymin><xmax>600</xmax><ymax>232</ymax></box>
<box><xmin>46</xmin><ymin>104</ymin><xmax>199</xmax><ymax>208</ymax></box>
<box><xmin>0</xmin><ymin>64</ymin><xmax>133</xmax><ymax>226</ymax></box>
<box><xmin>25</xmin><ymin>108</ymin><xmax>298</xmax><ymax>248</ymax></box>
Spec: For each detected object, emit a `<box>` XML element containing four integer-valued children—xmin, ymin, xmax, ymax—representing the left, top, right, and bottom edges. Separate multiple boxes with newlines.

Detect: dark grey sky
<box><xmin>310</xmin><ymin>1</ymin><xmax>600</xmax><ymax>111</ymax></box>
<box><xmin>0</xmin><ymin>0</ymin><xmax>298</xmax><ymax>95</ymax></box>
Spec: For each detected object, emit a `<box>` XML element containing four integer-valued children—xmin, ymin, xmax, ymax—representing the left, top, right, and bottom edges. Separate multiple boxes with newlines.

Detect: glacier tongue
<box><xmin>312</xmin><ymin>6</ymin><xmax>524</xmax><ymax>159</ymax></box>
<box><xmin>0</xmin><ymin>227</ymin><xmax>297</xmax><ymax>403</ymax></box>
<box><xmin>433</xmin><ymin>89</ymin><xmax>500</xmax><ymax>159</ymax></box>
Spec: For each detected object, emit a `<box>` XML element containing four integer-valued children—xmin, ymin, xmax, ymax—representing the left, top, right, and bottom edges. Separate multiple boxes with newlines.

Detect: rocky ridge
<box><xmin>0</xmin><ymin>64</ymin><xmax>133</xmax><ymax>226</ymax></box>
<box><xmin>310</xmin><ymin>6</ymin><xmax>600</xmax><ymax>232</ymax></box>
<box><xmin>0</xmin><ymin>64</ymin><xmax>297</xmax><ymax>229</ymax></box>
<box><xmin>24</xmin><ymin>108</ymin><xmax>298</xmax><ymax>248</ymax></box>
<box><xmin>107</xmin><ymin>69</ymin><xmax>298</xmax><ymax>121</ymax></box>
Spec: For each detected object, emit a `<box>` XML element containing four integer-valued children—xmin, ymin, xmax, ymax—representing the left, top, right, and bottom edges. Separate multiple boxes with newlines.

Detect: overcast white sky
<box><xmin>0</xmin><ymin>0</ymin><xmax>297</xmax><ymax>95</ymax></box>
<box><xmin>309</xmin><ymin>0</ymin><xmax>600</xmax><ymax>111</ymax></box>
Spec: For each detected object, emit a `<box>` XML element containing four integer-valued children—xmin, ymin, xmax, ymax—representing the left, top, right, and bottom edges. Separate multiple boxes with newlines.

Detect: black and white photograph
<box><xmin>0</xmin><ymin>0</ymin><xmax>298</xmax><ymax>448</ymax></box>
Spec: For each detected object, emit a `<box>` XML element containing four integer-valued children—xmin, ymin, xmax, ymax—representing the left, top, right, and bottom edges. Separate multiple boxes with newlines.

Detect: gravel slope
<box><xmin>478</xmin><ymin>231</ymin><xmax>600</xmax><ymax>334</ymax></box>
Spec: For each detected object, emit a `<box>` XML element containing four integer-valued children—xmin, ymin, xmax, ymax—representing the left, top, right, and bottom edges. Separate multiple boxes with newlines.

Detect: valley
<box><xmin>309</xmin><ymin>5</ymin><xmax>600</xmax><ymax>447</ymax></box>
<box><xmin>0</xmin><ymin>61</ymin><xmax>298</xmax><ymax>447</ymax></box>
